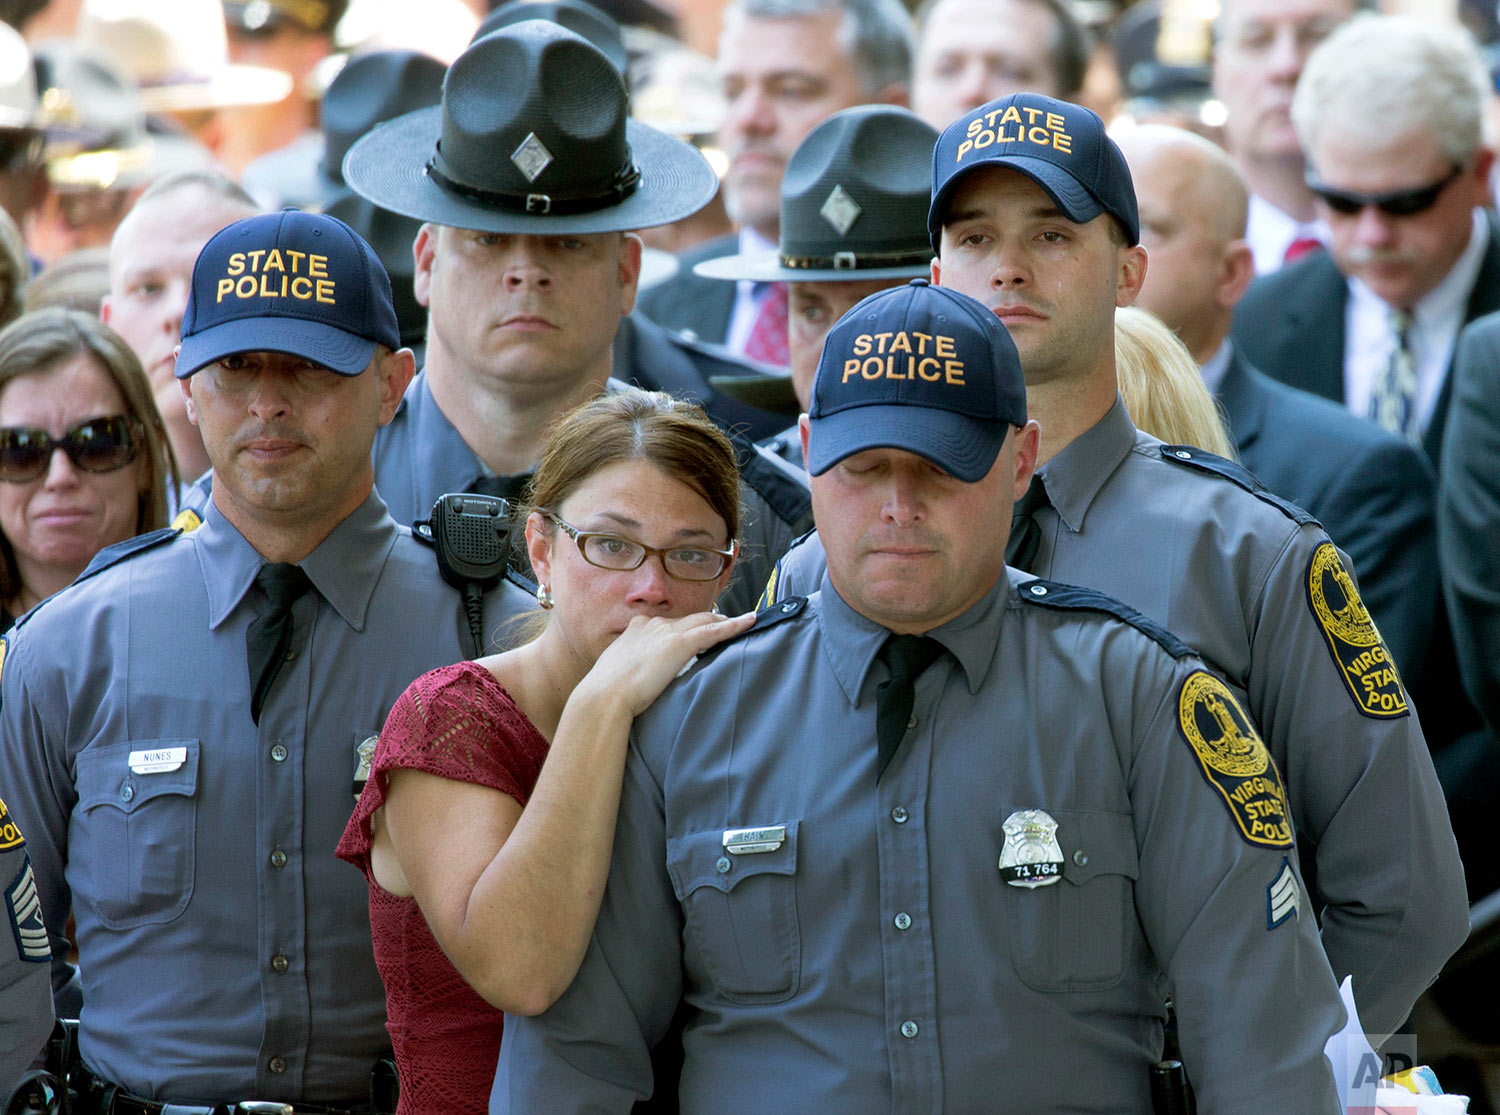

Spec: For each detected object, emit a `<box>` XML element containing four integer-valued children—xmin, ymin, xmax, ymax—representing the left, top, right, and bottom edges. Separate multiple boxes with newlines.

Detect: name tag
<box><xmin>128</xmin><ymin>747</ymin><xmax>187</xmax><ymax>774</ymax></box>
<box><xmin>723</xmin><ymin>825</ymin><xmax>786</xmax><ymax>855</ymax></box>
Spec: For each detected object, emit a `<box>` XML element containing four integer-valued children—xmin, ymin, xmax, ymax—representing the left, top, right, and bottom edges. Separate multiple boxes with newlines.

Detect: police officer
<box><xmin>339</xmin><ymin>22</ymin><xmax>809</xmax><ymax>615</ymax></box>
<box><xmin>0</xmin><ymin>793</ymin><xmax>51</xmax><ymax>1099</ymax></box>
<box><xmin>494</xmin><ymin>279</ymin><xmax>1347</xmax><ymax>1112</ymax></box>
<box><xmin>695</xmin><ymin>104</ymin><xmax>939</xmax><ymax>466</ymax></box>
<box><xmin>764</xmin><ymin>92</ymin><xmax>1468</xmax><ymax>1038</ymax></box>
<box><xmin>0</xmin><ymin>209</ymin><xmax>532</xmax><ymax>1110</ymax></box>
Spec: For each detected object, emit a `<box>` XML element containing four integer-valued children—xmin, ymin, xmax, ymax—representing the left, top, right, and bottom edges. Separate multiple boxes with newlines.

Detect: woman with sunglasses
<box><xmin>337</xmin><ymin>388</ymin><xmax>753</xmax><ymax>1114</ymax></box>
<box><xmin>0</xmin><ymin>307</ymin><xmax>178</xmax><ymax>629</ymax></box>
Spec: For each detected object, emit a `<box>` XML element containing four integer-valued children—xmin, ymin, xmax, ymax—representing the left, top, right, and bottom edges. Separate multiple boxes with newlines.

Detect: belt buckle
<box><xmin>234</xmin><ymin>1104</ymin><xmax>294</xmax><ymax>1114</ymax></box>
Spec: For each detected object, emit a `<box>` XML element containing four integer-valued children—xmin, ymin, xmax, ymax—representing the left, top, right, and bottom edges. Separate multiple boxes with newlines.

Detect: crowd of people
<box><xmin>0</xmin><ymin>0</ymin><xmax>1497</xmax><ymax>1112</ymax></box>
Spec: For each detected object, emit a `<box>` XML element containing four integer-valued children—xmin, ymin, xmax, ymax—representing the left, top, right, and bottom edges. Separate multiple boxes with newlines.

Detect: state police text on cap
<box><xmin>806</xmin><ymin>278</ymin><xmax>1026</xmax><ymax>483</ymax></box>
<box><xmin>176</xmin><ymin>208</ymin><xmax>401</xmax><ymax>378</ymax></box>
<box><xmin>928</xmin><ymin>92</ymin><xmax>1140</xmax><ymax>253</ymax></box>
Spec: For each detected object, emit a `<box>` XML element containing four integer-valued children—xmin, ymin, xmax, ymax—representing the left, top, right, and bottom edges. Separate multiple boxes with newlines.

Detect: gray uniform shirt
<box><xmin>762</xmin><ymin>398</ymin><xmax>1468</xmax><ymax>1035</ymax></box>
<box><xmin>371</xmin><ymin>371</ymin><xmax>812</xmax><ymax>616</ymax></box>
<box><xmin>0</xmin><ymin>493</ymin><xmax>532</xmax><ymax>1104</ymax></box>
<box><xmin>494</xmin><ymin>569</ymin><xmax>1346</xmax><ymax>1114</ymax></box>
<box><xmin>0</xmin><ymin>799</ymin><xmax>51</xmax><ymax>1095</ymax></box>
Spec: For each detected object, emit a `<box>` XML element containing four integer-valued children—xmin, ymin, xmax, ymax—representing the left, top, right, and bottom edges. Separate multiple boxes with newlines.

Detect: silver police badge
<box><xmin>999</xmin><ymin>809</ymin><xmax>1064</xmax><ymax>888</ymax></box>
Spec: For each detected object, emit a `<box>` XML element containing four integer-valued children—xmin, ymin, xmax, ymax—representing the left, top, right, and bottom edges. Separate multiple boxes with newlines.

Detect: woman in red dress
<box><xmin>337</xmin><ymin>389</ymin><xmax>752</xmax><ymax>1113</ymax></box>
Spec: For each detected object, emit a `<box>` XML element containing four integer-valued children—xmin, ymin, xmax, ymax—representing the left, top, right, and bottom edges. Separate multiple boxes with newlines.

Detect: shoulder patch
<box><xmin>731</xmin><ymin>432</ymin><xmax>812</xmax><ymax>531</ymax></box>
<box><xmin>757</xmin><ymin>528</ymin><xmax>821</xmax><ymax>609</ymax></box>
<box><xmin>1305</xmin><ymin>541</ymin><xmax>1408</xmax><ymax>719</ymax></box>
<box><xmin>1157</xmin><ymin>445</ymin><xmax>1316</xmax><ymax>525</ymax></box>
<box><xmin>77</xmin><ymin>527</ymin><xmax>182</xmax><ymax>584</ymax></box>
<box><xmin>0</xmin><ymin>794</ymin><xmax>20</xmax><ymax>851</ymax></box>
<box><xmin>6</xmin><ymin>856</ymin><xmax>48</xmax><ymax>962</ymax></box>
<box><xmin>1017</xmin><ymin>579</ymin><xmax>1196</xmax><ymax>660</ymax></box>
<box><xmin>1177</xmin><ymin>669</ymin><xmax>1293</xmax><ymax>849</ymax></box>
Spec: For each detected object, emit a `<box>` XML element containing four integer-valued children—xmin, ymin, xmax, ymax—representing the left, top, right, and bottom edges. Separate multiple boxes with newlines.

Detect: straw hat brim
<box><xmin>138</xmin><ymin>63</ymin><xmax>293</xmax><ymax>112</ymax></box>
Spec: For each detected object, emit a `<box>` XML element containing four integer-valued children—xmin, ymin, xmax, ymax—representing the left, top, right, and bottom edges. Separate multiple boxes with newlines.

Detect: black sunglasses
<box><xmin>1306</xmin><ymin>165</ymin><xmax>1464</xmax><ymax>218</ymax></box>
<box><xmin>0</xmin><ymin>415</ymin><xmax>144</xmax><ymax>483</ymax></box>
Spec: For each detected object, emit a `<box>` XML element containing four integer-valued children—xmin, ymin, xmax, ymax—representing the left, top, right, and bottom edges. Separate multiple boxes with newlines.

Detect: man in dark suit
<box><xmin>1230</xmin><ymin>14</ymin><xmax>1500</xmax><ymax>469</ymax></box>
<box><xmin>636</xmin><ymin>0</ymin><xmax>913</xmax><ymax>358</ymax></box>
<box><xmin>1118</xmin><ymin>123</ymin><xmax>1475</xmax><ymax>747</ymax></box>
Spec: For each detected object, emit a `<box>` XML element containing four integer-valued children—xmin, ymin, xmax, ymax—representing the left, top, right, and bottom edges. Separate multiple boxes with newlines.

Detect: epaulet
<box><xmin>697</xmin><ymin>596</ymin><xmax>809</xmax><ymax>667</ymax></box>
<box><xmin>12</xmin><ymin>527</ymin><xmax>184</xmax><ymax>635</ymax></box>
<box><xmin>77</xmin><ymin>528</ymin><xmax>182</xmax><ymax>583</ymax></box>
<box><xmin>729</xmin><ymin>430</ymin><xmax>812</xmax><ymax>529</ymax></box>
<box><xmin>1157</xmin><ymin>445</ymin><xmax>1315</xmax><ymax>525</ymax></box>
<box><xmin>1017</xmin><ymin>579</ymin><xmax>1196</xmax><ymax>661</ymax></box>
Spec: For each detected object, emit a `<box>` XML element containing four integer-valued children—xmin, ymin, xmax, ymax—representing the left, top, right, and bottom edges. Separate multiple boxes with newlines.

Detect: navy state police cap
<box><xmin>177</xmin><ymin>209</ymin><xmax>401</xmax><ymax>378</ymax></box>
<box><xmin>807</xmin><ymin>278</ymin><xmax>1026</xmax><ymax>482</ymax></box>
<box><xmin>929</xmin><ymin>92</ymin><xmax>1140</xmax><ymax>253</ymax></box>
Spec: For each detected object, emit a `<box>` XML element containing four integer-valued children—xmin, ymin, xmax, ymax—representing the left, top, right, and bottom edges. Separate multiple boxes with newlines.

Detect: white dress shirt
<box><xmin>1343</xmin><ymin>208</ymin><xmax>1487</xmax><ymax>434</ymax></box>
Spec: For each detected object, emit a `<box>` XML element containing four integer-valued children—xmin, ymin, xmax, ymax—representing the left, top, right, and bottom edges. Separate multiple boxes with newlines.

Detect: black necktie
<box><xmin>875</xmin><ymin>635</ymin><xmax>945</xmax><ymax>779</ymax></box>
<box><xmin>246</xmin><ymin>563</ymin><xmax>313</xmax><ymax>726</ymax></box>
<box><xmin>1005</xmin><ymin>474</ymin><xmax>1051</xmax><ymax>572</ymax></box>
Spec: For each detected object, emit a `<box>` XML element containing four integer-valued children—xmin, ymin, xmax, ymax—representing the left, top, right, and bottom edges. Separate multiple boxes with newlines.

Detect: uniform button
<box><xmin>1175</xmin><ymin>449</ymin><xmax>1192</xmax><ymax>460</ymax></box>
<box><xmin>1029</xmin><ymin>584</ymin><xmax>1048</xmax><ymax>596</ymax></box>
<box><xmin>271</xmin><ymin>953</ymin><xmax>289</xmax><ymax>973</ymax></box>
<box><xmin>1073</xmin><ymin>849</ymin><xmax>1088</xmax><ymax>867</ymax></box>
<box><xmin>285</xmin><ymin>650</ymin><xmax>297</xmax><ymax>662</ymax></box>
<box><xmin>906</xmin><ymin>716</ymin><xmax>917</xmax><ymax>730</ymax></box>
<box><xmin>120</xmin><ymin>784</ymin><xmax>134</xmax><ymax>802</ymax></box>
<box><xmin>269</xmin><ymin>849</ymin><xmax>287</xmax><ymax>869</ymax></box>
<box><xmin>891</xmin><ymin>806</ymin><xmax>908</xmax><ymax>824</ymax></box>
<box><xmin>268</xmin><ymin>1056</ymin><xmax>286</xmax><ymax>1074</ymax></box>
<box><xmin>715</xmin><ymin>856</ymin><xmax>731</xmax><ymax>874</ymax></box>
<box><xmin>270</xmin><ymin>744</ymin><xmax>288</xmax><ymax>762</ymax></box>
<box><xmin>894</xmin><ymin>912</ymin><xmax>911</xmax><ymax>931</ymax></box>
<box><xmin>781</xmin><ymin>601</ymin><xmax>797</xmax><ymax>613</ymax></box>
<box><xmin>900</xmin><ymin>1020</ymin><xmax>919</xmax><ymax>1039</ymax></box>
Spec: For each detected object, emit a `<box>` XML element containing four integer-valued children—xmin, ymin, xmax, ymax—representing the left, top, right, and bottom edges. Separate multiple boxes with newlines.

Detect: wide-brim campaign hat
<box><xmin>474</xmin><ymin>0</ymin><xmax>629</xmax><ymax>75</ymax></box>
<box><xmin>929</xmin><ymin>92</ymin><xmax>1139</xmax><ymax>253</ymax></box>
<box><xmin>177</xmin><ymin>209</ymin><xmax>401</xmax><ymax>378</ymax></box>
<box><xmin>698</xmin><ymin>105</ymin><xmax>939</xmax><ymax>284</ymax></box>
<box><xmin>246</xmin><ymin>49</ymin><xmax>448</xmax><ymax>210</ymax></box>
<box><xmin>78</xmin><ymin>0</ymin><xmax>293</xmax><ymax>113</ymax></box>
<box><xmin>343</xmin><ymin>20</ymin><xmax>717</xmax><ymax>235</ymax></box>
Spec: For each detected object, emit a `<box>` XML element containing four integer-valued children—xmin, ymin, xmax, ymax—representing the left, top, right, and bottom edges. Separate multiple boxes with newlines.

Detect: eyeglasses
<box><xmin>0</xmin><ymin>415</ymin><xmax>144</xmax><ymax>483</ymax></box>
<box><xmin>547</xmin><ymin>514</ymin><xmax>736</xmax><ymax>581</ymax></box>
<box><xmin>1306</xmin><ymin>165</ymin><xmax>1464</xmax><ymax>218</ymax></box>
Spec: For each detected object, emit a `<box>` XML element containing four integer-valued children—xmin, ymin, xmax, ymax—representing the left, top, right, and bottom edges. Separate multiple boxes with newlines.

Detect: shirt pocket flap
<box><xmin>667</xmin><ymin>820</ymin><xmax>800</xmax><ymax>900</ymax></box>
<box><xmin>77</xmin><ymin>739</ymin><xmax>200</xmax><ymax>814</ymax></box>
<box><xmin>1058</xmin><ymin>810</ymin><xmax>1138</xmax><ymax>886</ymax></box>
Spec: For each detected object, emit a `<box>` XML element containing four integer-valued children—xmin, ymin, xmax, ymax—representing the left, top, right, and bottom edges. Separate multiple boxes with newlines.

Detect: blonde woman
<box><xmin>1115</xmin><ymin>305</ymin><xmax>1236</xmax><ymax>459</ymax></box>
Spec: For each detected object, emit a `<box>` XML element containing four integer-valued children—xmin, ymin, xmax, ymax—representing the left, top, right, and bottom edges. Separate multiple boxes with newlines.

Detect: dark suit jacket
<box><xmin>1441</xmin><ymin>312</ymin><xmax>1500</xmax><ymax>739</ymax></box>
<box><xmin>634</xmin><ymin>234</ymin><xmax>738</xmax><ymax>345</ymax></box>
<box><xmin>611</xmin><ymin>311</ymin><xmax>789</xmax><ymax>443</ymax></box>
<box><xmin>1231</xmin><ymin>212</ymin><xmax>1500</xmax><ymax>467</ymax></box>
<box><xmin>1217</xmin><ymin>345</ymin><xmax>1439</xmax><ymax>686</ymax></box>
<box><xmin>1436</xmin><ymin>312</ymin><xmax>1500</xmax><ymax>912</ymax></box>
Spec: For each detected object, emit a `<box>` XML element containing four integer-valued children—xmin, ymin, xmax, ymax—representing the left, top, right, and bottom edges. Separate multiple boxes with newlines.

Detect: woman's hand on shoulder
<box><xmin>577</xmin><ymin>610</ymin><xmax>756</xmax><ymax>717</ymax></box>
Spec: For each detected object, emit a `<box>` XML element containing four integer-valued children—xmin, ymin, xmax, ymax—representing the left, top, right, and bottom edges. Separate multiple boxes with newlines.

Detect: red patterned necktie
<box><xmin>744</xmin><ymin>282</ymin><xmax>790</xmax><ymax>366</ymax></box>
<box><xmin>1283</xmin><ymin>236</ymin><xmax>1322</xmax><ymax>265</ymax></box>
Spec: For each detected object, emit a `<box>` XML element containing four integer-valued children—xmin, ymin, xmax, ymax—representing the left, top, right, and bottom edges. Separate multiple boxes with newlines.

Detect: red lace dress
<box><xmin>336</xmin><ymin>661</ymin><xmax>549</xmax><ymax>1115</ymax></box>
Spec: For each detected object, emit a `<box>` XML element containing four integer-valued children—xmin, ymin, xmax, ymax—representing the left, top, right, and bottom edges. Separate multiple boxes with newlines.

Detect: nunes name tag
<box><xmin>723</xmin><ymin>825</ymin><xmax>786</xmax><ymax>855</ymax></box>
<box><xmin>128</xmin><ymin>747</ymin><xmax>187</xmax><ymax>774</ymax></box>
